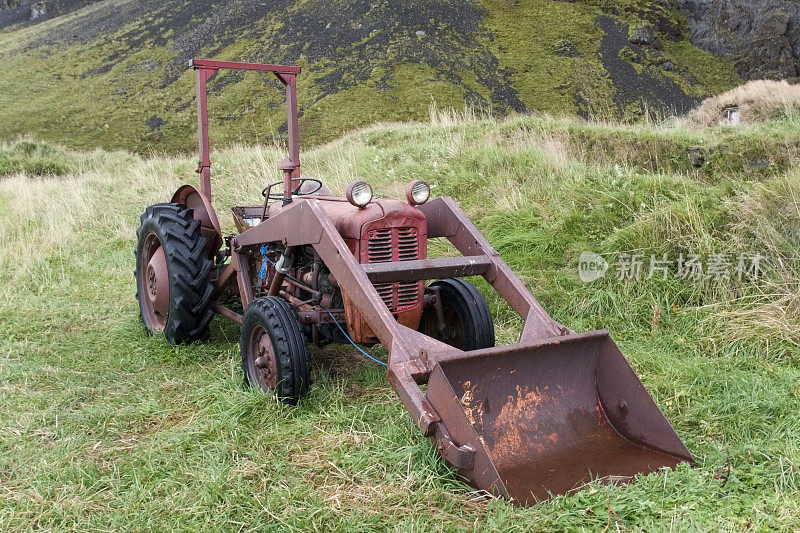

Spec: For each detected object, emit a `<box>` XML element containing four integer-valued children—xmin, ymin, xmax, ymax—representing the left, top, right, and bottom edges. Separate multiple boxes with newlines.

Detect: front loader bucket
<box><xmin>426</xmin><ymin>330</ymin><xmax>692</xmax><ymax>504</ymax></box>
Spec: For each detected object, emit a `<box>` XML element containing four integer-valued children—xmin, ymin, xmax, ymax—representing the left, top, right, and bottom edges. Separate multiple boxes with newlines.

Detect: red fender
<box><xmin>171</xmin><ymin>184</ymin><xmax>223</xmax><ymax>258</ymax></box>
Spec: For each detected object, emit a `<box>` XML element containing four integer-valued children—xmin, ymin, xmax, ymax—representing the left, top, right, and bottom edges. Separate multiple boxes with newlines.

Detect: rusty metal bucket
<box><xmin>426</xmin><ymin>330</ymin><xmax>693</xmax><ymax>504</ymax></box>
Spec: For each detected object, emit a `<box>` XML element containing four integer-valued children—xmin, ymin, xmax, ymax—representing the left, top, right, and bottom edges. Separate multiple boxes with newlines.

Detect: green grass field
<box><xmin>1</xmin><ymin>111</ymin><xmax>800</xmax><ymax>531</ymax></box>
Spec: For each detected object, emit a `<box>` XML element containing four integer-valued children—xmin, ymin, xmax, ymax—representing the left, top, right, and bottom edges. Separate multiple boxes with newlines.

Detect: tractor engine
<box><xmin>249</xmin><ymin>198</ymin><xmax>427</xmax><ymax>346</ymax></box>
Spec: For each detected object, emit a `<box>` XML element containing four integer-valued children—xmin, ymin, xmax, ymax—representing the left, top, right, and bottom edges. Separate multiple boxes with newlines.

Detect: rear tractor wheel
<box><xmin>240</xmin><ymin>296</ymin><xmax>312</xmax><ymax>405</ymax></box>
<box><xmin>135</xmin><ymin>203</ymin><xmax>213</xmax><ymax>344</ymax></box>
<box><xmin>419</xmin><ymin>278</ymin><xmax>495</xmax><ymax>351</ymax></box>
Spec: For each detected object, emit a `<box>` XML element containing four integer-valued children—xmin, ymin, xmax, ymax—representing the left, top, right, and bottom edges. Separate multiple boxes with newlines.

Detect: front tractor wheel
<box><xmin>419</xmin><ymin>278</ymin><xmax>495</xmax><ymax>351</ymax></box>
<box><xmin>135</xmin><ymin>203</ymin><xmax>213</xmax><ymax>344</ymax></box>
<box><xmin>240</xmin><ymin>297</ymin><xmax>312</xmax><ymax>405</ymax></box>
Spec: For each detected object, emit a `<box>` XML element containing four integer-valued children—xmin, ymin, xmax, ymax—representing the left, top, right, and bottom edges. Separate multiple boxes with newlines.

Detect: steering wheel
<box><xmin>262</xmin><ymin>178</ymin><xmax>323</xmax><ymax>201</ymax></box>
<box><xmin>261</xmin><ymin>178</ymin><xmax>322</xmax><ymax>200</ymax></box>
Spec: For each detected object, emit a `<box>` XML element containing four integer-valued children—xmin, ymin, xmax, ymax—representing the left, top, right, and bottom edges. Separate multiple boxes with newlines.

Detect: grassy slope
<box><xmin>1</xmin><ymin>113</ymin><xmax>800</xmax><ymax>530</ymax></box>
<box><xmin>0</xmin><ymin>0</ymin><xmax>741</xmax><ymax>155</ymax></box>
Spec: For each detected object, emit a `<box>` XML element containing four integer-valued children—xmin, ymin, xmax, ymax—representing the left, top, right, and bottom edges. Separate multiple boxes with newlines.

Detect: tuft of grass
<box><xmin>2</xmin><ymin>114</ymin><xmax>800</xmax><ymax>530</ymax></box>
<box><xmin>0</xmin><ymin>138</ymin><xmax>82</xmax><ymax>177</ymax></box>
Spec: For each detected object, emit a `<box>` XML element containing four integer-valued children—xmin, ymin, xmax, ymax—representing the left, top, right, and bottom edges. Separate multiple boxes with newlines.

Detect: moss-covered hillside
<box><xmin>0</xmin><ymin>0</ymin><xmax>741</xmax><ymax>153</ymax></box>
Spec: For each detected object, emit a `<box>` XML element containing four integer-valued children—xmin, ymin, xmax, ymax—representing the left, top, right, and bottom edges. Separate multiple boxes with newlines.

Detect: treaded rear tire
<box><xmin>240</xmin><ymin>296</ymin><xmax>312</xmax><ymax>405</ymax></box>
<box><xmin>135</xmin><ymin>203</ymin><xmax>213</xmax><ymax>344</ymax></box>
<box><xmin>419</xmin><ymin>278</ymin><xmax>495</xmax><ymax>351</ymax></box>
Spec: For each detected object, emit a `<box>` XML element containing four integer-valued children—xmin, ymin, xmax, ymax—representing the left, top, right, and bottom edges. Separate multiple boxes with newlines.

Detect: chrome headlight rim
<box><xmin>405</xmin><ymin>179</ymin><xmax>430</xmax><ymax>205</ymax></box>
<box><xmin>346</xmin><ymin>180</ymin><xmax>373</xmax><ymax>208</ymax></box>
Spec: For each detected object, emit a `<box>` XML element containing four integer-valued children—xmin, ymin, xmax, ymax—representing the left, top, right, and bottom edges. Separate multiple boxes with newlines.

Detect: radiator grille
<box><xmin>366</xmin><ymin>227</ymin><xmax>421</xmax><ymax>312</ymax></box>
<box><xmin>367</xmin><ymin>228</ymin><xmax>393</xmax><ymax>263</ymax></box>
<box><xmin>397</xmin><ymin>227</ymin><xmax>419</xmax><ymax>261</ymax></box>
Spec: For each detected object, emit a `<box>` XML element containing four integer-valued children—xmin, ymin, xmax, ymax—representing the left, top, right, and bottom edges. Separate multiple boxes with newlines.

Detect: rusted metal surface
<box><xmin>361</xmin><ymin>256</ymin><xmax>492</xmax><ymax>284</ymax></box>
<box><xmin>419</xmin><ymin>197</ymin><xmax>566</xmax><ymax>342</ymax></box>
<box><xmin>279</xmin><ymin>159</ymin><xmax>296</xmax><ymax>205</ymax></box>
<box><xmin>344</xmin><ymin>203</ymin><xmax>426</xmax><ymax>343</ymax></box>
<box><xmin>189</xmin><ymin>59</ymin><xmax>300</xmax><ymax>75</ymax></box>
<box><xmin>231</xmin><ymin>249</ymin><xmax>254</xmax><ymax>309</ymax></box>
<box><xmin>226</xmin><ymin>163</ymin><xmax>693</xmax><ymax>506</ymax></box>
<box><xmin>194</xmin><ymin>66</ymin><xmax>213</xmax><ymax>200</ymax></box>
<box><xmin>211</xmin><ymin>263</ymin><xmax>237</xmax><ymax>300</ymax></box>
<box><xmin>427</xmin><ymin>331</ymin><xmax>692</xmax><ymax>503</ymax></box>
<box><xmin>140</xmin><ymin>232</ymin><xmax>169</xmax><ymax>332</ymax></box>
<box><xmin>160</xmin><ymin>58</ymin><xmax>694</xmax><ymax>506</ymax></box>
<box><xmin>237</xmin><ymin>197</ymin><xmax>692</xmax><ymax>502</ymax></box>
<box><xmin>211</xmin><ymin>302</ymin><xmax>242</xmax><ymax>325</ymax></box>
<box><xmin>420</xmin><ymin>289</ymin><xmax>464</xmax><ymax>347</ymax></box>
<box><xmin>245</xmin><ymin>322</ymin><xmax>278</xmax><ymax>389</ymax></box>
<box><xmin>268</xmin><ymin>246</ymin><xmax>294</xmax><ymax>296</ymax></box>
<box><xmin>190</xmin><ymin>58</ymin><xmax>301</xmax><ymax>206</ymax></box>
<box><xmin>341</xmin><ymin>289</ymin><xmax>422</xmax><ymax>344</ymax></box>
<box><xmin>171</xmin><ymin>184</ymin><xmax>223</xmax><ymax>257</ymax></box>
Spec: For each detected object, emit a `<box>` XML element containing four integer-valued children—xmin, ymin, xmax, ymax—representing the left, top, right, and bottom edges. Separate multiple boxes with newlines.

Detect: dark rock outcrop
<box><xmin>0</xmin><ymin>0</ymin><xmax>99</xmax><ymax>26</ymax></box>
<box><xmin>674</xmin><ymin>0</ymin><xmax>800</xmax><ymax>79</ymax></box>
<box><xmin>30</xmin><ymin>1</ymin><xmax>45</xmax><ymax>19</ymax></box>
<box><xmin>146</xmin><ymin>115</ymin><xmax>167</xmax><ymax>131</ymax></box>
<box><xmin>628</xmin><ymin>22</ymin><xmax>662</xmax><ymax>49</ymax></box>
<box><xmin>554</xmin><ymin>39</ymin><xmax>581</xmax><ymax>57</ymax></box>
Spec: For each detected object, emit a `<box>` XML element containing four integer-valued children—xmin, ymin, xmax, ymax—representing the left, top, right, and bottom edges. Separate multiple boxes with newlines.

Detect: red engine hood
<box><xmin>269</xmin><ymin>197</ymin><xmax>427</xmax><ymax>240</ymax></box>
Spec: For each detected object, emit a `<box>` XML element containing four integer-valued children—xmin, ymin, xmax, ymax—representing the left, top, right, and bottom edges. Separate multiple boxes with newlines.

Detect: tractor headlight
<box><xmin>346</xmin><ymin>180</ymin><xmax>373</xmax><ymax>208</ymax></box>
<box><xmin>406</xmin><ymin>180</ymin><xmax>430</xmax><ymax>205</ymax></box>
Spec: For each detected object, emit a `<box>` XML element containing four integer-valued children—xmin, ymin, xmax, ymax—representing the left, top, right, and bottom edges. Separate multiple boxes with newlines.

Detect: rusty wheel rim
<box><xmin>426</xmin><ymin>306</ymin><xmax>464</xmax><ymax>349</ymax></box>
<box><xmin>139</xmin><ymin>232</ymin><xmax>169</xmax><ymax>332</ymax></box>
<box><xmin>247</xmin><ymin>324</ymin><xmax>277</xmax><ymax>390</ymax></box>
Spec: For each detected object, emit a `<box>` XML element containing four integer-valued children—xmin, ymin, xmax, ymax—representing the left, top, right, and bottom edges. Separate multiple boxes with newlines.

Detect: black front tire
<box><xmin>419</xmin><ymin>278</ymin><xmax>495</xmax><ymax>351</ymax></box>
<box><xmin>135</xmin><ymin>203</ymin><xmax>213</xmax><ymax>344</ymax></box>
<box><xmin>240</xmin><ymin>296</ymin><xmax>312</xmax><ymax>405</ymax></box>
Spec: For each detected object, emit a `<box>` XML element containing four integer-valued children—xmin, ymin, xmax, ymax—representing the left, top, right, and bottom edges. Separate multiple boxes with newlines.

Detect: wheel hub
<box><xmin>249</xmin><ymin>327</ymin><xmax>277</xmax><ymax>389</ymax></box>
<box><xmin>428</xmin><ymin>306</ymin><xmax>464</xmax><ymax>349</ymax></box>
<box><xmin>146</xmin><ymin>245</ymin><xmax>169</xmax><ymax>319</ymax></box>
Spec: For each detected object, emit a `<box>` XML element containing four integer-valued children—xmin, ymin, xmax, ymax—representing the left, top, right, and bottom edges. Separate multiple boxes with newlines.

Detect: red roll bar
<box><xmin>189</xmin><ymin>58</ymin><xmax>302</xmax><ymax>203</ymax></box>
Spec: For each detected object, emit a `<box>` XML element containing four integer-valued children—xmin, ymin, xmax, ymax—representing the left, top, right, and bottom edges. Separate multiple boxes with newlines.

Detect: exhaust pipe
<box><xmin>268</xmin><ymin>246</ymin><xmax>294</xmax><ymax>296</ymax></box>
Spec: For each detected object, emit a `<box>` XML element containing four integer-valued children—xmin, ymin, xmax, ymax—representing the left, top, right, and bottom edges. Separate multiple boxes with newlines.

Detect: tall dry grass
<box><xmin>718</xmin><ymin>170</ymin><xmax>800</xmax><ymax>347</ymax></box>
<box><xmin>3</xmin><ymin>111</ymin><xmax>799</xmax><ymax>348</ymax></box>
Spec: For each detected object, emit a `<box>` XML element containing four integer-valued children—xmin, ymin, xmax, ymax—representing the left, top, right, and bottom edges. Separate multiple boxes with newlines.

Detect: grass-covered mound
<box><xmin>686</xmin><ymin>80</ymin><xmax>800</xmax><ymax>127</ymax></box>
<box><xmin>1</xmin><ymin>113</ymin><xmax>799</xmax><ymax>529</ymax></box>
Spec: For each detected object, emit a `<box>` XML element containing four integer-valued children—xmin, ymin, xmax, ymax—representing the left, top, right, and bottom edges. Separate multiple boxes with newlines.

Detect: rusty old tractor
<box><xmin>134</xmin><ymin>59</ymin><xmax>693</xmax><ymax>504</ymax></box>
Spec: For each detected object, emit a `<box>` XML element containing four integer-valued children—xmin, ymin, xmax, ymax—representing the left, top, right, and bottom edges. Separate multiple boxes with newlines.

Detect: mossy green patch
<box><xmin>300</xmin><ymin>63</ymin><xmax>468</xmax><ymax>142</ymax></box>
<box><xmin>0</xmin><ymin>139</ymin><xmax>79</xmax><ymax>176</ymax></box>
<box><xmin>480</xmin><ymin>0</ymin><xmax>606</xmax><ymax>115</ymax></box>
<box><xmin>663</xmin><ymin>39</ymin><xmax>742</xmax><ymax>95</ymax></box>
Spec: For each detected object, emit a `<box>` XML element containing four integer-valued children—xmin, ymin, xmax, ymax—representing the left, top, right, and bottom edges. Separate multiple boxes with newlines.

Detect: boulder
<box><xmin>688</xmin><ymin>146</ymin><xmax>706</xmax><ymax>168</ymax></box>
<box><xmin>628</xmin><ymin>23</ymin><xmax>662</xmax><ymax>49</ymax></box>
<box><xmin>674</xmin><ymin>0</ymin><xmax>800</xmax><ymax>80</ymax></box>
<box><xmin>30</xmin><ymin>2</ymin><xmax>45</xmax><ymax>20</ymax></box>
